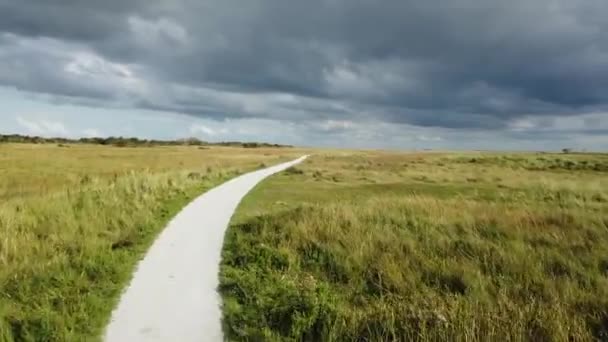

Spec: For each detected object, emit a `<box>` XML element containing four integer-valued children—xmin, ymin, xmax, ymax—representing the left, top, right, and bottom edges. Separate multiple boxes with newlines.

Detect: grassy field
<box><xmin>0</xmin><ymin>143</ymin><xmax>303</xmax><ymax>341</ymax></box>
<box><xmin>221</xmin><ymin>151</ymin><xmax>608</xmax><ymax>341</ymax></box>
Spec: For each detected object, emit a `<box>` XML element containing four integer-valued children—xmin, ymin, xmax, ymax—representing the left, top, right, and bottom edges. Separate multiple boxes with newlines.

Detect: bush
<box><xmin>284</xmin><ymin>167</ymin><xmax>304</xmax><ymax>175</ymax></box>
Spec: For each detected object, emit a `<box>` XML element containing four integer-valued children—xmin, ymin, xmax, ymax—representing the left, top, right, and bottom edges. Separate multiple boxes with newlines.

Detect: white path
<box><xmin>104</xmin><ymin>156</ymin><xmax>308</xmax><ymax>342</ymax></box>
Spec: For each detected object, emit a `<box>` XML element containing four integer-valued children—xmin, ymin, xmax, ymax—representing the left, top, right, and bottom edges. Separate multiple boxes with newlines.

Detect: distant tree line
<box><xmin>0</xmin><ymin>134</ymin><xmax>292</xmax><ymax>148</ymax></box>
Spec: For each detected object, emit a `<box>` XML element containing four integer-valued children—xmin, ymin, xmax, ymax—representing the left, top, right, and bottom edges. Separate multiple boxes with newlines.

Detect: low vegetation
<box><xmin>0</xmin><ymin>143</ymin><xmax>302</xmax><ymax>341</ymax></box>
<box><xmin>221</xmin><ymin>151</ymin><xmax>608</xmax><ymax>341</ymax></box>
<box><xmin>3</xmin><ymin>143</ymin><xmax>606</xmax><ymax>341</ymax></box>
<box><xmin>0</xmin><ymin>134</ymin><xmax>292</xmax><ymax>148</ymax></box>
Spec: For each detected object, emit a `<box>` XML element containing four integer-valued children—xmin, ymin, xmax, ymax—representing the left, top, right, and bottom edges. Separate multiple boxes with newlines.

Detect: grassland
<box><xmin>221</xmin><ymin>151</ymin><xmax>608</xmax><ymax>341</ymax></box>
<box><xmin>0</xmin><ymin>143</ymin><xmax>303</xmax><ymax>341</ymax></box>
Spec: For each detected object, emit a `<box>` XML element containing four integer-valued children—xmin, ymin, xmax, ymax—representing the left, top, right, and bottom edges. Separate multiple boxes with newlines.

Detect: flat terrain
<box><xmin>105</xmin><ymin>156</ymin><xmax>306</xmax><ymax>342</ymax></box>
<box><xmin>0</xmin><ymin>143</ymin><xmax>299</xmax><ymax>200</ymax></box>
<box><xmin>222</xmin><ymin>151</ymin><xmax>608</xmax><ymax>341</ymax></box>
<box><xmin>0</xmin><ymin>143</ymin><xmax>304</xmax><ymax>341</ymax></box>
<box><xmin>2</xmin><ymin>145</ymin><xmax>607</xmax><ymax>341</ymax></box>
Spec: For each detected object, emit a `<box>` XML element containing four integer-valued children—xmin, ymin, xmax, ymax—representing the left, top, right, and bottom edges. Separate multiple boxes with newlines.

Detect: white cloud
<box><xmin>63</xmin><ymin>51</ymin><xmax>146</xmax><ymax>100</ymax></box>
<box><xmin>416</xmin><ymin>135</ymin><xmax>442</xmax><ymax>141</ymax></box>
<box><xmin>323</xmin><ymin>59</ymin><xmax>420</xmax><ymax>99</ymax></box>
<box><xmin>507</xmin><ymin>112</ymin><xmax>608</xmax><ymax>132</ymax></box>
<box><xmin>318</xmin><ymin>119</ymin><xmax>354</xmax><ymax>132</ymax></box>
<box><xmin>82</xmin><ymin>128</ymin><xmax>102</xmax><ymax>137</ymax></box>
<box><xmin>128</xmin><ymin>16</ymin><xmax>189</xmax><ymax>47</ymax></box>
<box><xmin>508</xmin><ymin>118</ymin><xmax>537</xmax><ymax>131</ymax></box>
<box><xmin>16</xmin><ymin>116</ymin><xmax>69</xmax><ymax>136</ymax></box>
<box><xmin>189</xmin><ymin>124</ymin><xmax>218</xmax><ymax>136</ymax></box>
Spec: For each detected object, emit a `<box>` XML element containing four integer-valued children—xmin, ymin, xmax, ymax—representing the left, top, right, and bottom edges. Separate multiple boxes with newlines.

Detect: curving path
<box><xmin>104</xmin><ymin>156</ymin><xmax>308</xmax><ymax>342</ymax></box>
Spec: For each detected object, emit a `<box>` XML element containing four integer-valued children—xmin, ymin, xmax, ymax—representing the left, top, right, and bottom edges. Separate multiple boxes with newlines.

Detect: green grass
<box><xmin>0</xmin><ymin>143</ymin><xmax>305</xmax><ymax>341</ymax></box>
<box><xmin>220</xmin><ymin>151</ymin><xmax>608</xmax><ymax>341</ymax></box>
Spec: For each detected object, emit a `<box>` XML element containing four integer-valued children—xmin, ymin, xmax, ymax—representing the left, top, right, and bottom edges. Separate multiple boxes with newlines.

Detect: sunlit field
<box><xmin>222</xmin><ymin>151</ymin><xmax>608</xmax><ymax>341</ymax></box>
<box><xmin>2</xmin><ymin>143</ymin><xmax>606</xmax><ymax>341</ymax></box>
<box><xmin>0</xmin><ymin>143</ymin><xmax>303</xmax><ymax>341</ymax></box>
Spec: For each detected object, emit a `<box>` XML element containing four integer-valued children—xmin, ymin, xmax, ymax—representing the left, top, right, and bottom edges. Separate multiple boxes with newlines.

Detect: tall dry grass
<box><xmin>0</xmin><ymin>143</ymin><xmax>303</xmax><ymax>341</ymax></box>
<box><xmin>221</xmin><ymin>151</ymin><xmax>608</xmax><ymax>341</ymax></box>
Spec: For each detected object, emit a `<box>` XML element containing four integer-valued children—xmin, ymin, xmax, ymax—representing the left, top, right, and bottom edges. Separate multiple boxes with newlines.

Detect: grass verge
<box><xmin>0</xmin><ymin>143</ymin><xmax>304</xmax><ymax>341</ymax></box>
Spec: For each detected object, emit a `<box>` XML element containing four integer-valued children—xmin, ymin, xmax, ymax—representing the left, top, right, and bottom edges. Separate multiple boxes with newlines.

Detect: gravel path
<box><xmin>104</xmin><ymin>156</ymin><xmax>308</xmax><ymax>342</ymax></box>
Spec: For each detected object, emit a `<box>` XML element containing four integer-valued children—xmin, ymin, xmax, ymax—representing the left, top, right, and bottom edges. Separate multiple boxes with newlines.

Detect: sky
<box><xmin>1</xmin><ymin>0</ymin><xmax>607</xmax><ymax>150</ymax></box>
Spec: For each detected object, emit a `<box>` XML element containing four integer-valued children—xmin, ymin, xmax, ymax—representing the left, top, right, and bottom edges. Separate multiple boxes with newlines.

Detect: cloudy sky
<box><xmin>1</xmin><ymin>0</ymin><xmax>607</xmax><ymax>150</ymax></box>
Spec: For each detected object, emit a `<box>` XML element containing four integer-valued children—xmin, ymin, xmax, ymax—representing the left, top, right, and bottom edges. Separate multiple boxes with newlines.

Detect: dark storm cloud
<box><xmin>1</xmin><ymin>0</ymin><xmax>608</xmax><ymax>129</ymax></box>
<box><xmin>0</xmin><ymin>0</ymin><xmax>140</xmax><ymax>41</ymax></box>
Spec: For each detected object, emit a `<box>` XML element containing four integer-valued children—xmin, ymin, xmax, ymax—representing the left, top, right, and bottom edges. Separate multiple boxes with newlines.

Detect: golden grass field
<box><xmin>1</xmin><ymin>143</ymin><xmax>607</xmax><ymax>341</ymax></box>
<box><xmin>0</xmin><ymin>143</ymin><xmax>304</xmax><ymax>341</ymax></box>
<box><xmin>222</xmin><ymin>151</ymin><xmax>608</xmax><ymax>341</ymax></box>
